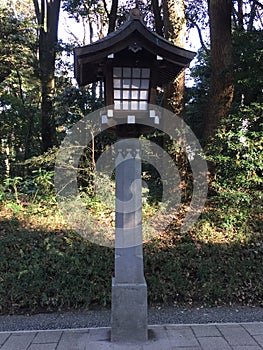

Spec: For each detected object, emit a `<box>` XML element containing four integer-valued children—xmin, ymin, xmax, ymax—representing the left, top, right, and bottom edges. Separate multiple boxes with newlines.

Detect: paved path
<box><xmin>0</xmin><ymin>323</ymin><xmax>263</xmax><ymax>349</ymax></box>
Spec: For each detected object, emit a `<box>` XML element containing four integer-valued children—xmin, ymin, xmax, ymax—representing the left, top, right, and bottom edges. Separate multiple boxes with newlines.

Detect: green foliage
<box><xmin>0</xmin><ymin>4</ymin><xmax>41</xmax><ymax>172</ymax></box>
<box><xmin>203</xmin><ymin>102</ymin><xmax>262</xmax><ymax>239</ymax></box>
<box><xmin>207</xmin><ymin>103</ymin><xmax>263</xmax><ymax>192</ymax></box>
<box><xmin>0</xmin><ymin>211</ymin><xmax>262</xmax><ymax>314</ymax></box>
<box><xmin>0</xmin><ymin>5</ymin><xmax>37</xmax><ymax>82</ymax></box>
<box><xmin>144</xmin><ymin>233</ymin><xmax>263</xmax><ymax>306</ymax></box>
<box><xmin>232</xmin><ymin>30</ymin><xmax>263</xmax><ymax>106</ymax></box>
<box><xmin>185</xmin><ymin>48</ymin><xmax>211</xmax><ymax>138</ymax></box>
<box><xmin>55</xmin><ymin>83</ymin><xmax>104</xmax><ymax>136</ymax></box>
<box><xmin>62</xmin><ymin>0</ymin><xmax>107</xmax><ymax>25</ymax></box>
<box><xmin>0</xmin><ymin>229</ymin><xmax>113</xmax><ymax>313</ymax></box>
<box><xmin>0</xmin><ymin>0</ymin><xmax>262</xmax><ymax>315</ymax></box>
<box><xmin>0</xmin><ymin>168</ymin><xmax>56</xmax><ymax>209</ymax></box>
<box><xmin>186</xmin><ymin>29</ymin><xmax>263</xmax><ymax>139</ymax></box>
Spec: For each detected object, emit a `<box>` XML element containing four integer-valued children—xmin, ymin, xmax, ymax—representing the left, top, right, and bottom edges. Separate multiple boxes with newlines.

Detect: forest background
<box><xmin>0</xmin><ymin>0</ymin><xmax>262</xmax><ymax>314</ymax></box>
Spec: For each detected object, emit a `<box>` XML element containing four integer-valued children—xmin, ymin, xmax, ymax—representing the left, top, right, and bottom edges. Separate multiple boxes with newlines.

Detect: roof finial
<box><xmin>129</xmin><ymin>8</ymin><xmax>142</xmax><ymax>20</ymax></box>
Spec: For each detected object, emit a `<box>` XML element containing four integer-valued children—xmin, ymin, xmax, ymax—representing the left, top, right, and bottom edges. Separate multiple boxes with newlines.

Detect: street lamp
<box><xmin>74</xmin><ymin>8</ymin><xmax>195</xmax><ymax>344</ymax></box>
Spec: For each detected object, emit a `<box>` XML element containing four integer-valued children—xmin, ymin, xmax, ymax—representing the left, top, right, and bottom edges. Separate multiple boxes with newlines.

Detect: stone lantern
<box><xmin>74</xmin><ymin>8</ymin><xmax>195</xmax><ymax>344</ymax></box>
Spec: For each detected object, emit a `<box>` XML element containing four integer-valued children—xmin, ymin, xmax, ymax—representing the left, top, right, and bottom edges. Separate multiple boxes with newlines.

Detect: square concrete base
<box><xmin>111</xmin><ymin>278</ymin><xmax>148</xmax><ymax>343</ymax></box>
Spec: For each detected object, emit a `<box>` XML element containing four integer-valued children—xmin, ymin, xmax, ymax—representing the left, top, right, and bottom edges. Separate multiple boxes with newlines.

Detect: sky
<box><xmin>58</xmin><ymin>9</ymin><xmax>202</xmax><ymax>86</ymax></box>
<box><xmin>58</xmin><ymin>9</ymin><xmax>202</xmax><ymax>51</ymax></box>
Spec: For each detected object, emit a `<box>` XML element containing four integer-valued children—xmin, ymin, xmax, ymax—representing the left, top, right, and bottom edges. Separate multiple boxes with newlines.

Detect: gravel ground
<box><xmin>0</xmin><ymin>306</ymin><xmax>262</xmax><ymax>331</ymax></box>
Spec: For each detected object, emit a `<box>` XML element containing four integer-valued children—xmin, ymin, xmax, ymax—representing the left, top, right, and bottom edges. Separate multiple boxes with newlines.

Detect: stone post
<box><xmin>111</xmin><ymin>138</ymin><xmax>148</xmax><ymax>343</ymax></box>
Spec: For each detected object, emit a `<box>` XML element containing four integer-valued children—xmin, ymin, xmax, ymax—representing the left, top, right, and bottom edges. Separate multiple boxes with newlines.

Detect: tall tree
<box><xmin>0</xmin><ymin>3</ymin><xmax>41</xmax><ymax>177</ymax></box>
<box><xmin>33</xmin><ymin>0</ymin><xmax>61</xmax><ymax>152</ymax></box>
<box><xmin>106</xmin><ymin>0</ymin><xmax>119</xmax><ymax>33</ymax></box>
<box><xmin>237</xmin><ymin>0</ymin><xmax>244</xmax><ymax>29</ymax></box>
<box><xmin>162</xmin><ymin>0</ymin><xmax>187</xmax><ymax>116</ymax></box>
<box><xmin>203</xmin><ymin>0</ymin><xmax>234</xmax><ymax>140</ymax></box>
<box><xmin>151</xmin><ymin>0</ymin><xmax>163</xmax><ymax>36</ymax></box>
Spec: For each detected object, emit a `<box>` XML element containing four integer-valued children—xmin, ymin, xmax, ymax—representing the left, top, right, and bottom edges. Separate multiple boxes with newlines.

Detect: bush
<box><xmin>207</xmin><ymin>103</ymin><xmax>263</xmax><ymax>193</ymax></box>
<box><xmin>0</xmin><ymin>229</ymin><xmax>113</xmax><ymax>314</ymax></box>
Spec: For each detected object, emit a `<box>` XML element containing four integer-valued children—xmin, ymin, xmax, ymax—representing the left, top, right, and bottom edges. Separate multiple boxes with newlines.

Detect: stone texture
<box><xmin>142</xmin><ymin>328</ymin><xmax>171</xmax><ymax>350</ymax></box>
<box><xmin>232</xmin><ymin>346</ymin><xmax>263</xmax><ymax>350</ymax></box>
<box><xmin>0</xmin><ymin>333</ymin><xmax>36</xmax><ymax>350</ymax></box>
<box><xmin>0</xmin><ymin>334</ymin><xmax>10</xmax><ymax>346</ymax></box>
<box><xmin>172</xmin><ymin>347</ymin><xmax>201</xmax><ymax>350</ymax></box>
<box><xmin>113</xmin><ymin>343</ymin><xmax>143</xmax><ymax>350</ymax></box>
<box><xmin>1</xmin><ymin>323</ymin><xmax>263</xmax><ymax>349</ymax></box>
<box><xmin>28</xmin><ymin>344</ymin><xmax>57</xmax><ymax>350</ymax></box>
<box><xmin>198</xmin><ymin>336</ymin><xmax>232</xmax><ymax>350</ymax></box>
<box><xmin>243</xmin><ymin>324</ymin><xmax>263</xmax><ymax>336</ymax></box>
<box><xmin>111</xmin><ymin>279</ymin><xmax>148</xmax><ymax>343</ymax></box>
<box><xmin>89</xmin><ymin>328</ymin><xmax>110</xmax><ymax>341</ymax></box>
<box><xmin>83</xmin><ymin>341</ymin><xmax>113</xmax><ymax>350</ymax></box>
<box><xmin>218</xmin><ymin>325</ymin><xmax>258</xmax><ymax>346</ymax></box>
<box><xmin>167</xmin><ymin>326</ymin><xmax>199</xmax><ymax>347</ymax></box>
<box><xmin>254</xmin><ymin>335</ymin><xmax>263</xmax><ymax>347</ymax></box>
<box><xmin>56</xmin><ymin>330</ymin><xmax>88</xmax><ymax>350</ymax></box>
<box><xmin>192</xmin><ymin>325</ymin><xmax>221</xmax><ymax>337</ymax></box>
<box><xmin>32</xmin><ymin>331</ymin><xmax>62</xmax><ymax>344</ymax></box>
<box><xmin>111</xmin><ymin>139</ymin><xmax>148</xmax><ymax>343</ymax></box>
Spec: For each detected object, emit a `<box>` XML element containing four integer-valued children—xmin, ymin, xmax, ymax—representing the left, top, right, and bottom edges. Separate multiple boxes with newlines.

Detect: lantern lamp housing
<box><xmin>74</xmin><ymin>9</ymin><xmax>195</xmax><ymax>131</ymax></box>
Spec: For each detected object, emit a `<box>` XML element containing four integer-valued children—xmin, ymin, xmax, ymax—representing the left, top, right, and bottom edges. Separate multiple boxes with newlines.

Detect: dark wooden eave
<box><xmin>74</xmin><ymin>12</ymin><xmax>196</xmax><ymax>87</ymax></box>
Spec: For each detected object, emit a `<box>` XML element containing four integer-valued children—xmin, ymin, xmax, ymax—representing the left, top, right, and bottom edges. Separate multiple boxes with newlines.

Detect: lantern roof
<box><xmin>74</xmin><ymin>9</ymin><xmax>195</xmax><ymax>87</ymax></box>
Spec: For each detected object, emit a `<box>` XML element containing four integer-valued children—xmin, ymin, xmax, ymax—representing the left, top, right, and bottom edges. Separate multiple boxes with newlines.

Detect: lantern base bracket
<box><xmin>111</xmin><ymin>278</ymin><xmax>148</xmax><ymax>343</ymax></box>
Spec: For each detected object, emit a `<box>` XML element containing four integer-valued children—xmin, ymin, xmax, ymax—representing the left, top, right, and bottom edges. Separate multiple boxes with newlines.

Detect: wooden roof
<box><xmin>74</xmin><ymin>9</ymin><xmax>195</xmax><ymax>87</ymax></box>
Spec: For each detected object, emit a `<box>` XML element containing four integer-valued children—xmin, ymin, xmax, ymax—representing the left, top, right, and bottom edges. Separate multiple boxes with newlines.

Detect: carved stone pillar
<box><xmin>111</xmin><ymin>138</ymin><xmax>148</xmax><ymax>343</ymax></box>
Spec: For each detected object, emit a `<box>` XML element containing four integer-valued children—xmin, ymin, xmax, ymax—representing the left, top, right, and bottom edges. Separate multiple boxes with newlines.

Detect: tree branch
<box><xmin>102</xmin><ymin>0</ymin><xmax>110</xmax><ymax>17</ymax></box>
<box><xmin>151</xmin><ymin>0</ymin><xmax>164</xmax><ymax>36</ymax></box>
<box><xmin>256</xmin><ymin>7</ymin><xmax>263</xmax><ymax>27</ymax></box>
<box><xmin>32</xmin><ymin>0</ymin><xmax>41</xmax><ymax>25</ymax></box>
<box><xmin>248</xmin><ymin>0</ymin><xmax>257</xmax><ymax>31</ymax></box>
<box><xmin>108</xmin><ymin>0</ymin><xmax>118</xmax><ymax>34</ymax></box>
<box><xmin>191</xmin><ymin>21</ymin><xmax>209</xmax><ymax>54</ymax></box>
<box><xmin>254</xmin><ymin>0</ymin><xmax>263</xmax><ymax>10</ymax></box>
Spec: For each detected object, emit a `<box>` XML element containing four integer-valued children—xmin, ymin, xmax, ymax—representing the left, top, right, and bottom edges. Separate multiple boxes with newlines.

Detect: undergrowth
<box><xmin>0</xmin><ymin>104</ymin><xmax>262</xmax><ymax>314</ymax></box>
<box><xmin>0</xmin><ymin>190</ymin><xmax>262</xmax><ymax>314</ymax></box>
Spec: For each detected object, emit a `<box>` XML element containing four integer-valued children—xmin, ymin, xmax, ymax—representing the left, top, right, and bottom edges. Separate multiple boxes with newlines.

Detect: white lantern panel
<box><xmin>131</xmin><ymin>101</ymin><xmax>138</xmax><ymax>110</ymax></box>
<box><xmin>107</xmin><ymin>109</ymin><xmax>114</xmax><ymax>117</ymax></box>
<box><xmin>141</xmin><ymin>68</ymin><xmax>150</xmax><ymax>78</ymax></box>
<box><xmin>123</xmin><ymin>68</ymin><xmax>131</xmax><ymax>77</ymax></box>
<box><xmin>101</xmin><ymin>115</ymin><xmax>107</xmax><ymax>124</ymax></box>
<box><xmin>123</xmin><ymin>79</ymin><xmax>131</xmax><ymax>89</ymax></box>
<box><xmin>123</xmin><ymin>101</ymin><xmax>129</xmax><ymax>110</ymax></box>
<box><xmin>128</xmin><ymin>115</ymin><xmax>136</xmax><ymax>124</ymax></box>
<box><xmin>122</xmin><ymin>90</ymin><xmax>131</xmax><ymax>99</ymax></box>
<box><xmin>114</xmin><ymin>90</ymin><xmax>121</xmax><ymax>99</ymax></box>
<box><xmin>114</xmin><ymin>79</ymin><xmax>121</xmax><ymax>88</ymax></box>
<box><xmin>114</xmin><ymin>101</ymin><xmax>122</xmax><ymax>110</ymax></box>
<box><xmin>113</xmin><ymin>67</ymin><xmax>122</xmax><ymax>77</ymax></box>
<box><xmin>139</xmin><ymin>101</ymin><xmax>147</xmax><ymax>110</ymax></box>
<box><xmin>141</xmin><ymin>79</ymin><xmax>149</xmax><ymax>89</ymax></box>
<box><xmin>131</xmin><ymin>90</ymin><xmax>140</xmax><ymax>100</ymax></box>
<box><xmin>113</xmin><ymin>67</ymin><xmax>151</xmax><ymax>112</ymax></box>
<box><xmin>140</xmin><ymin>90</ymin><xmax>148</xmax><ymax>100</ymax></box>
<box><xmin>132</xmin><ymin>79</ymin><xmax>140</xmax><ymax>89</ymax></box>
<box><xmin>132</xmin><ymin>68</ymin><xmax>141</xmax><ymax>78</ymax></box>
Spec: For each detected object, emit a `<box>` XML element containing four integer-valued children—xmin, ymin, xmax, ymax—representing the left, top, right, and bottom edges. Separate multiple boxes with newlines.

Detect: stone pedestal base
<box><xmin>111</xmin><ymin>278</ymin><xmax>148</xmax><ymax>343</ymax></box>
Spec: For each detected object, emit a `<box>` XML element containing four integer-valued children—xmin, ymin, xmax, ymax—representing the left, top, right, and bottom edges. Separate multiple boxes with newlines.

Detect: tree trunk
<box><xmin>152</xmin><ymin>0</ymin><xmax>163</xmax><ymax>36</ymax></box>
<box><xmin>237</xmin><ymin>0</ymin><xmax>244</xmax><ymax>29</ymax></box>
<box><xmin>108</xmin><ymin>0</ymin><xmax>118</xmax><ymax>34</ymax></box>
<box><xmin>40</xmin><ymin>32</ymin><xmax>58</xmax><ymax>152</ymax></box>
<box><xmin>247</xmin><ymin>0</ymin><xmax>257</xmax><ymax>31</ymax></box>
<box><xmin>162</xmin><ymin>0</ymin><xmax>187</xmax><ymax>116</ymax></box>
<box><xmin>203</xmin><ymin>0</ymin><xmax>234</xmax><ymax>140</ymax></box>
<box><xmin>33</xmin><ymin>0</ymin><xmax>61</xmax><ymax>152</ymax></box>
